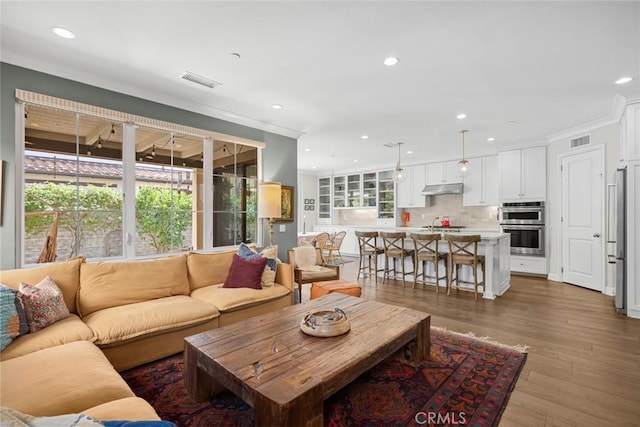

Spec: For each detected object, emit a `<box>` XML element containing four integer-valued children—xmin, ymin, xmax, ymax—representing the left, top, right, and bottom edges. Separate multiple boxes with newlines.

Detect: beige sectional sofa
<box><xmin>0</xmin><ymin>248</ymin><xmax>294</xmax><ymax>421</ymax></box>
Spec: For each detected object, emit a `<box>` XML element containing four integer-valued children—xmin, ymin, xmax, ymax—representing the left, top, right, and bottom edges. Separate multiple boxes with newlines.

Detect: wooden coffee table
<box><xmin>184</xmin><ymin>293</ymin><xmax>430</xmax><ymax>427</ymax></box>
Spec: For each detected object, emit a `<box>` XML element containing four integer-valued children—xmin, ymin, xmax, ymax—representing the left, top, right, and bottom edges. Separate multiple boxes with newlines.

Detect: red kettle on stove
<box><xmin>440</xmin><ymin>216</ymin><xmax>450</xmax><ymax>227</ymax></box>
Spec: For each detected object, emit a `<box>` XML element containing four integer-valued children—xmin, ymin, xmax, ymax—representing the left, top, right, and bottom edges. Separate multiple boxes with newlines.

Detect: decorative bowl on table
<box><xmin>300</xmin><ymin>308</ymin><xmax>350</xmax><ymax>337</ymax></box>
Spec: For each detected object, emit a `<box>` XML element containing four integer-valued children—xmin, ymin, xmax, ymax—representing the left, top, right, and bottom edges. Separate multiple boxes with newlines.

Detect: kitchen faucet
<box><xmin>430</xmin><ymin>216</ymin><xmax>440</xmax><ymax>232</ymax></box>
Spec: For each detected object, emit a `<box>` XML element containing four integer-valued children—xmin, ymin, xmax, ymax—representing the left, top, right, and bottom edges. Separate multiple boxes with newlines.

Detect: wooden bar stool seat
<box><xmin>355</xmin><ymin>231</ymin><xmax>384</xmax><ymax>284</ymax></box>
<box><xmin>444</xmin><ymin>234</ymin><xmax>485</xmax><ymax>301</ymax></box>
<box><xmin>379</xmin><ymin>231</ymin><xmax>414</xmax><ymax>287</ymax></box>
<box><xmin>410</xmin><ymin>232</ymin><xmax>448</xmax><ymax>293</ymax></box>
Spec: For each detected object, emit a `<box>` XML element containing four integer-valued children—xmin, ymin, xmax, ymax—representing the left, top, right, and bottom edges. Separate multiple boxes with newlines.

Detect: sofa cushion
<box><xmin>0</xmin><ymin>256</ymin><xmax>84</xmax><ymax>313</ymax></box>
<box><xmin>82</xmin><ymin>295</ymin><xmax>219</xmax><ymax>346</ymax></box>
<box><xmin>223</xmin><ymin>254</ymin><xmax>267</xmax><ymax>289</ymax></box>
<box><xmin>19</xmin><ymin>276</ymin><xmax>71</xmax><ymax>332</ymax></box>
<box><xmin>0</xmin><ymin>407</ymin><xmax>102</xmax><ymax>426</ymax></box>
<box><xmin>78</xmin><ymin>255</ymin><xmax>190</xmax><ymax>317</ymax></box>
<box><xmin>191</xmin><ymin>283</ymin><xmax>290</xmax><ymax>312</ymax></box>
<box><xmin>83</xmin><ymin>397</ymin><xmax>160</xmax><ymax>421</ymax></box>
<box><xmin>0</xmin><ymin>314</ymin><xmax>95</xmax><ymax>361</ymax></box>
<box><xmin>186</xmin><ymin>249</ymin><xmax>236</xmax><ymax>290</ymax></box>
<box><xmin>0</xmin><ymin>284</ymin><xmax>29</xmax><ymax>351</ymax></box>
<box><xmin>299</xmin><ymin>266</ymin><xmax>340</xmax><ymax>281</ymax></box>
<box><xmin>0</xmin><ymin>340</ymin><xmax>135</xmax><ymax>417</ymax></box>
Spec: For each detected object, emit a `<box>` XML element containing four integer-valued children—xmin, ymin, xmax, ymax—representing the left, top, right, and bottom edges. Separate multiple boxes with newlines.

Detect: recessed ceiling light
<box><xmin>304</xmin><ymin>148</ymin><xmax>311</xmax><ymax>152</ymax></box>
<box><xmin>456</xmin><ymin>113</ymin><xmax>467</xmax><ymax>120</ymax></box>
<box><xmin>312</xmin><ymin>166</ymin><xmax>317</xmax><ymax>169</ymax></box>
<box><xmin>51</xmin><ymin>27</ymin><xmax>75</xmax><ymax>39</ymax></box>
<box><xmin>616</xmin><ymin>76</ymin><xmax>633</xmax><ymax>85</ymax></box>
<box><xmin>384</xmin><ymin>57</ymin><xmax>399</xmax><ymax>66</ymax></box>
<box><xmin>361</xmin><ymin>134</ymin><xmax>369</xmax><ymax>140</ymax></box>
<box><xmin>487</xmin><ymin>137</ymin><xmax>495</xmax><ymax>142</ymax></box>
<box><xmin>353</xmin><ymin>159</ymin><xmax>358</xmax><ymax>163</ymax></box>
<box><xmin>406</xmin><ymin>150</ymin><xmax>413</xmax><ymax>154</ymax></box>
<box><xmin>271</xmin><ymin>104</ymin><xmax>283</xmax><ymax>110</ymax></box>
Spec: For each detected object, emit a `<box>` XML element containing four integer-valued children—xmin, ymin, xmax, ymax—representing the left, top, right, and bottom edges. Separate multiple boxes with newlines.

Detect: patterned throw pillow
<box><xmin>259</xmin><ymin>245</ymin><xmax>279</xmax><ymax>287</ymax></box>
<box><xmin>18</xmin><ymin>276</ymin><xmax>70</xmax><ymax>333</ymax></box>
<box><xmin>237</xmin><ymin>243</ymin><xmax>279</xmax><ymax>287</ymax></box>
<box><xmin>223</xmin><ymin>254</ymin><xmax>268</xmax><ymax>289</ymax></box>
<box><xmin>0</xmin><ymin>284</ymin><xmax>30</xmax><ymax>351</ymax></box>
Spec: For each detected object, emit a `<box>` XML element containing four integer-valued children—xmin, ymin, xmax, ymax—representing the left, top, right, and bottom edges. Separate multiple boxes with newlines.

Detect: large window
<box><xmin>20</xmin><ymin>101</ymin><xmax>261</xmax><ymax>266</ymax></box>
<box><xmin>212</xmin><ymin>141</ymin><xmax>258</xmax><ymax>246</ymax></box>
<box><xmin>23</xmin><ymin>107</ymin><xmax>123</xmax><ymax>263</ymax></box>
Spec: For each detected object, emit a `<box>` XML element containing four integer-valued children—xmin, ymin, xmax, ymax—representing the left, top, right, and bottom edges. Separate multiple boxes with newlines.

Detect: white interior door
<box><xmin>561</xmin><ymin>148</ymin><xmax>603</xmax><ymax>291</ymax></box>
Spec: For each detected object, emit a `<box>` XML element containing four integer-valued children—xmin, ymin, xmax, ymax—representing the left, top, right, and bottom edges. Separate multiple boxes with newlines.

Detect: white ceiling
<box><xmin>2</xmin><ymin>1</ymin><xmax>639</xmax><ymax>175</ymax></box>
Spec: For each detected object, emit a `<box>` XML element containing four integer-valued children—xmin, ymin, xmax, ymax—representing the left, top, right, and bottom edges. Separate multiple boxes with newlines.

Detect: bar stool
<box><xmin>355</xmin><ymin>231</ymin><xmax>384</xmax><ymax>285</ymax></box>
<box><xmin>444</xmin><ymin>234</ymin><xmax>485</xmax><ymax>301</ymax></box>
<box><xmin>379</xmin><ymin>231</ymin><xmax>414</xmax><ymax>287</ymax></box>
<box><xmin>409</xmin><ymin>232</ymin><xmax>448</xmax><ymax>293</ymax></box>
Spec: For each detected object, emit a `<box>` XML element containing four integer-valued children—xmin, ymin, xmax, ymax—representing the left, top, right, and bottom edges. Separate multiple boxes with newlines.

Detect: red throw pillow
<box><xmin>223</xmin><ymin>254</ymin><xmax>268</xmax><ymax>289</ymax></box>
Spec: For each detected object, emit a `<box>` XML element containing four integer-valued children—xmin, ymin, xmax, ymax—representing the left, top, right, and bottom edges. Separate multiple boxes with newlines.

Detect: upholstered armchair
<box><xmin>287</xmin><ymin>246</ymin><xmax>340</xmax><ymax>303</ymax></box>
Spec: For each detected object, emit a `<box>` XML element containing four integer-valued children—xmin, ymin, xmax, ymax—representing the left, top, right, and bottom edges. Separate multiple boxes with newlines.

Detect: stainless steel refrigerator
<box><xmin>608</xmin><ymin>168</ymin><xmax>626</xmax><ymax>314</ymax></box>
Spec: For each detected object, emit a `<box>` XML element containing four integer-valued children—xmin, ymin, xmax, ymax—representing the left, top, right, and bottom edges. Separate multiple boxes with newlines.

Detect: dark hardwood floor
<box><xmin>303</xmin><ymin>257</ymin><xmax>640</xmax><ymax>426</ymax></box>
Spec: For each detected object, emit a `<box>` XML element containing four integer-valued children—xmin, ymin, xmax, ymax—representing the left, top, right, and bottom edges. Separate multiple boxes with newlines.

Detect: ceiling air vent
<box><xmin>180</xmin><ymin>71</ymin><xmax>221</xmax><ymax>89</ymax></box>
<box><xmin>570</xmin><ymin>135</ymin><xmax>590</xmax><ymax>149</ymax></box>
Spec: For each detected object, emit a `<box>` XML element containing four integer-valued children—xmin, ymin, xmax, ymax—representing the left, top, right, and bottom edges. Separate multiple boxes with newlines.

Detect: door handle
<box><xmin>593</xmin><ymin>233</ymin><xmax>601</xmax><ymax>238</ymax></box>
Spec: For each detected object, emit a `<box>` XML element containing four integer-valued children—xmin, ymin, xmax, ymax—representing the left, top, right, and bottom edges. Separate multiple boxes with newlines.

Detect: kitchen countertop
<box><xmin>312</xmin><ymin>225</ymin><xmax>507</xmax><ymax>242</ymax></box>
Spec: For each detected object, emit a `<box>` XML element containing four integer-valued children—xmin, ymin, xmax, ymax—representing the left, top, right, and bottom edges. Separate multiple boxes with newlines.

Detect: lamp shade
<box><xmin>258</xmin><ymin>182</ymin><xmax>282</xmax><ymax>219</ymax></box>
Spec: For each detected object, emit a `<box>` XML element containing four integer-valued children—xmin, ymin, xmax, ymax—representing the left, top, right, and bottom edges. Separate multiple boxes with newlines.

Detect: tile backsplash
<box><xmin>336</xmin><ymin>194</ymin><xmax>500</xmax><ymax>230</ymax></box>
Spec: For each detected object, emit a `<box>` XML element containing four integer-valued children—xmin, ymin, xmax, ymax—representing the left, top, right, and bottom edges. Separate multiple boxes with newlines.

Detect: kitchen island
<box><xmin>312</xmin><ymin>225</ymin><xmax>510</xmax><ymax>299</ymax></box>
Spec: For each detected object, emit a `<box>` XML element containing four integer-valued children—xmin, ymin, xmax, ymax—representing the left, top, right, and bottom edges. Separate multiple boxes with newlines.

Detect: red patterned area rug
<box><xmin>121</xmin><ymin>328</ymin><xmax>527</xmax><ymax>427</ymax></box>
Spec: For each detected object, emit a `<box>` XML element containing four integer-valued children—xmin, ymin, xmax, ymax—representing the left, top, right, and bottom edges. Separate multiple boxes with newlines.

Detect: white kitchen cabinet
<box><xmin>510</xmin><ymin>255</ymin><xmax>547</xmax><ymax>275</ymax></box>
<box><xmin>362</xmin><ymin>172</ymin><xmax>378</xmax><ymax>208</ymax></box>
<box><xmin>463</xmin><ymin>155</ymin><xmax>499</xmax><ymax>206</ymax></box>
<box><xmin>499</xmin><ymin>146</ymin><xmax>546</xmax><ymax>201</ymax></box>
<box><xmin>624</xmin><ymin>102</ymin><xmax>640</xmax><ymax>162</ymax></box>
<box><xmin>317</xmin><ymin>176</ymin><xmax>331</xmax><ymax>224</ymax></box>
<box><xmin>333</xmin><ymin>175</ymin><xmax>346</xmax><ymax>208</ymax></box>
<box><xmin>425</xmin><ymin>160</ymin><xmax>463</xmax><ymax>185</ymax></box>
<box><xmin>625</xmin><ymin>161</ymin><xmax>640</xmax><ymax>318</ymax></box>
<box><xmin>346</xmin><ymin>173</ymin><xmax>362</xmax><ymax>207</ymax></box>
<box><xmin>377</xmin><ymin>170</ymin><xmax>396</xmax><ymax>225</ymax></box>
<box><xmin>397</xmin><ymin>164</ymin><xmax>426</xmax><ymax>208</ymax></box>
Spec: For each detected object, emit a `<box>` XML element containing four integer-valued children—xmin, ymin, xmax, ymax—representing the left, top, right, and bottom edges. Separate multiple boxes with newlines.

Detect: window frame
<box><xmin>16</xmin><ymin>98</ymin><xmax>264</xmax><ymax>267</ymax></box>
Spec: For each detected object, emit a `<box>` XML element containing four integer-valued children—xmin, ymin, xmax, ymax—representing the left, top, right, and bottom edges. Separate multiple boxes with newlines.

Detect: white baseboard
<box><xmin>547</xmin><ymin>273</ymin><xmax>561</xmax><ymax>283</ymax></box>
<box><xmin>604</xmin><ymin>286</ymin><xmax>615</xmax><ymax>296</ymax></box>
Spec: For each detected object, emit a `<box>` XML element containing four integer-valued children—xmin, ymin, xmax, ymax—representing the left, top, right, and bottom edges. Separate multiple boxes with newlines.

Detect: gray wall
<box><xmin>0</xmin><ymin>62</ymin><xmax>298</xmax><ymax>268</ymax></box>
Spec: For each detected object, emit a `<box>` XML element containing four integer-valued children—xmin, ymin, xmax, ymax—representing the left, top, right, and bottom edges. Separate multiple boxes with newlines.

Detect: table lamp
<box><xmin>258</xmin><ymin>182</ymin><xmax>282</xmax><ymax>246</ymax></box>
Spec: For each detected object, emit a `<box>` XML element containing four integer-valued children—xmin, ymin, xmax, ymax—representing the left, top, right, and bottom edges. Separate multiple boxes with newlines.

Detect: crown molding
<box><xmin>546</xmin><ymin>94</ymin><xmax>627</xmax><ymax>142</ymax></box>
<box><xmin>1</xmin><ymin>53</ymin><xmax>305</xmax><ymax>140</ymax></box>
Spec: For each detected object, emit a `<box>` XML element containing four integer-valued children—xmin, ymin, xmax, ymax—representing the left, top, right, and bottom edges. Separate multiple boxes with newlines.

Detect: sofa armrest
<box><xmin>276</xmin><ymin>262</ymin><xmax>294</xmax><ymax>292</ymax></box>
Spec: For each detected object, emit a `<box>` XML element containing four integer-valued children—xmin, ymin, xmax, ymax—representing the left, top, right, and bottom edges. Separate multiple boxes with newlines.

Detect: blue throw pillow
<box><xmin>237</xmin><ymin>242</ymin><xmax>262</xmax><ymax>261</ymax></box>
<box><xmin>1</xmin><ymin>284</ymin><xmax>30</xmax><ymax>351</ymax></box>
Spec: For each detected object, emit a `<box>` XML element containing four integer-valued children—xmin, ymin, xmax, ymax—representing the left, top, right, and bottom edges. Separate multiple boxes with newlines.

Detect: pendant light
<box><xmin>458</xmin><ymin>130</ymin><xmax>471</xmax><ymax>177</ymax></box>
<box><xmin>394</xmin><ymin>142</ymin><xmax>407</xmax><ymax>183</ymax></box>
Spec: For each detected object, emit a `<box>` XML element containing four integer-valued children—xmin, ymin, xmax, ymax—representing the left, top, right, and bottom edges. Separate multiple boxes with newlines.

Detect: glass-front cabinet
<box><xmin>333</xmin><ymin>176</ymin><xmax>346</xmax><ymax>208</ymax></box>
<box><xmin>318</xmin><ymin>176</ymin><xmax>331</xmax><ymax>224</ymax></box>
<box><xmin>362</xmin><ymin>172</ymin><xmax>377</xmax><ymax>207</ymax></box>
<box><xmin>377</xmin><ymin>170</ymin><xmax>395</xmax><ymax>221</ymax></box>
<box><xmin>347</xmin><ymin>174</ymin><xmax>361</xmax><ymax>207</ymax></box>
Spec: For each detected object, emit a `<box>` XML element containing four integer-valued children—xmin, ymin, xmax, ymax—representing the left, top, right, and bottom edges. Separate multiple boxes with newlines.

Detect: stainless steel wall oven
<box><xmin>499</xmin><ymin>202</ymin><xmax>545</xmax><ymax>256</ymax></box>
